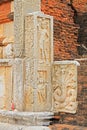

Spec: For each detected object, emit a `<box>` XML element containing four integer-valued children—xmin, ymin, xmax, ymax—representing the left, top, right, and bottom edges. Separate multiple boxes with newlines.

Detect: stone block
<box><xmin>25</xmin><ymin>12</ymin><xmax>53</xmax><ymax>62</ymax></box>
<box><xmin>52</xmin><ymin>61</ymin><xmax>80</xmax><ymax>113</ymax></box>
<box><xmin>24</xmin><ymin>12</ymin><xmax>53</xmax><ymax>111</ymax></box>
<box><xmin>24</xmin><ymin>58</ymin><xmax>52</xmax><ymax>112</ymax></box>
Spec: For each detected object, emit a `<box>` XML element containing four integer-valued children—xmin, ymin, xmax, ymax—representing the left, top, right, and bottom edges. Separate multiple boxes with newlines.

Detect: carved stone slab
<box><xmin>25</xmin><ymin>12</ymin><xmax>53</xmax><ymax>63</ymax></box>
<box><xmin>24</xmin><ymin>57</ymin><xmax>52</xmax><ymax>112</ymax></box>
<box><xmin>52</xmin><ymin>61</ymin><xmax>80</xmax><ymax>114</ymax></box>
<box><xmin>0</xmin><ymin>59</ymin><xmax>24</xmax><ymax>111</ymax></box>
<box><xmin>24</xmin><ymin>12</ymin><xmax>53</xmax><ymax>111</ymax></box>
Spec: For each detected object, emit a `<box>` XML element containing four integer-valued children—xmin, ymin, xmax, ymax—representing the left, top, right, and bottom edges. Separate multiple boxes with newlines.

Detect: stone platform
<box><xmin>0</xmin><ymin>110</ymin><xmax>53</xmax><ymax>126</ymax></box>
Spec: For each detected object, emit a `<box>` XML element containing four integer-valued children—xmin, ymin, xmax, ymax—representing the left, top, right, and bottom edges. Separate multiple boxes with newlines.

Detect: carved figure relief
<box><xmin>52</xmin><ymin>64</ymin><xmax>78</xmax><ymax>113</ymax></box>
<box><xmin>24</xmin><ymin>86</ymin><xmax>34</xmax><ymax>111</ymax></box>
<box><xmin>37</xmin><ymin>71</ymin><xmax>47</xmax><ymax>104</ymax></box>
<box><xmin>37</xmin><ymin>18</ymin><xmax>50</xmax><ymax>63</ymax></box>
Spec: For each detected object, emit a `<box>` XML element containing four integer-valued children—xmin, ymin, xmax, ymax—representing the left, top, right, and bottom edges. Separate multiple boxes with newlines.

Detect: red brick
<box><xmin>0</xmin><ymin>2</ymin><xmax>11</xmax><ymax>23</ymax></box>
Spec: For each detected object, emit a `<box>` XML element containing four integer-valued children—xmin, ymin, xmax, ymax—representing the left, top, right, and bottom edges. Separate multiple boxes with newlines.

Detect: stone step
<box><xmin>0</xmin><ymin>110</ymin><xmax>54</xmax><ymax>126</ymax></box>
<box><xmin>0</xmin><ymin>123</ymin><xmax>50</xmax><ymax>130</ymax></box>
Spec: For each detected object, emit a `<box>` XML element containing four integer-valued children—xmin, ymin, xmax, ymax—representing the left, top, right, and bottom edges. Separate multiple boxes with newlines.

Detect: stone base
<box><xmin>0</xmin><ymin>110</ymin><xmax>54</xmax><ymax>126</ymax></box>
<box><xmin>0</xmin><ymin>123</ymin><xmax>50</xmax><ymax>130</ymax></box>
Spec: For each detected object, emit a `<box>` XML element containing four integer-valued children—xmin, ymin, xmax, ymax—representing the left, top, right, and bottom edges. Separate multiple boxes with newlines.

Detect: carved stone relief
<box><xmin>52</xmin><ymin>62</ymin><xmax>78</xmax><ymax>113</ymax></box>
<box><xmin>37</xmin><ymin>17</ymin><xmax>51</xmax><ymax>64</ymax></box>
<box><xmin>37</xmin><ymin>70</ymin><xmax>47</xmax><ymax>104</ymax></box>
<box><xmin>24</xmin><ymin>86</ymin><xmax>34</xmax><ymax>111</ymax></box>
<box><xmin>36</xmin><ymin>68</ymin><xmax>52</xmax><ymax>111</ymax></box>
<box><xmin>25</xmin><ymin>12</ymin><xmax>53</xmax><ymax>63</ymax></box>
<box><xmin>25</xmin><ymin>15</ymin><xmax>34</xmax><ymax>58</ymax></box>
<box><xmin>24</xmin><ymin>60</ymin><xmax>52</xmax><ymax>111</ymax></box>
<box><xmin>24</xmin><ymin>12</ymin><xmax>53</xmax><ymax>111</ymax></box>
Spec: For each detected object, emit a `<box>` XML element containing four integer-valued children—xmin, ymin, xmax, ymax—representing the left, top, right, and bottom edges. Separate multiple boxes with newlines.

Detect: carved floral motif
<box><xmin>52</xmin><ymin>64</ymin><xmax>78</xmax><ymax>113</ymax></box>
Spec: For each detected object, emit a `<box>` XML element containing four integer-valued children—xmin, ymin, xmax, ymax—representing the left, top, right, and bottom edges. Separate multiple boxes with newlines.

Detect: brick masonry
<box><xmin>41</xmin><ymin>0</ymin><xmax>87</xmax><ymax>60</ymax></box>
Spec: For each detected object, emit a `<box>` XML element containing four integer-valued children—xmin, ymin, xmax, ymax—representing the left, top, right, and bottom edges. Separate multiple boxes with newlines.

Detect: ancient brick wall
<box><xmin>41</xmin><ymin>0</ymin><xmax>79</xmax><ymax>60</ymax></box>
<box><xmin>41</xmin><ymin>0</ymin><xmax>87</xmax><ymax>60</ymax></box>
<box><xmin>77</xmin><ymin>59</ymin><xmax>87</xmax><ymax>126</ymax></box>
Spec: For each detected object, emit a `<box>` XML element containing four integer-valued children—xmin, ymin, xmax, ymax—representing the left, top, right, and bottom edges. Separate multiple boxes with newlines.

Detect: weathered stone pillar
<box><xmin>14</xmin><ymin>0</ymin><xmax>41</xmax><ymax>110</ymax></box>
<box><xmin>14</xmin><ymin>0</ymin><xmax>53</xmax><ymax>112</ymax></box>
<box><xmin>13</xmin><ymin>58</ymin><xmax>24</xmax><ymax>111</ymax></box>
<box><xmin>52</xmin><ymin>61</ymin><xmax>80</xmax><ymax>114</ymax></box>
<box><xmin>24</xmin><ymin>12</ymin><xmax>53</xmax><ymax>111</ymax></box>
<box><xmin>14</xmin><ymin>0</ymin><xmax>41</xmax><ymax>57</ymax></box>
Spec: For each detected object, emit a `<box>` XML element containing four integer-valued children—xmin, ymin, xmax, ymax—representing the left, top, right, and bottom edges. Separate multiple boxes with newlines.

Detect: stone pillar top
<box><xmin>24</xmin><ymin>0</ymin><xmax>41</xmax><ymax>13</ymax></box>
<box><xmin>14</xmin><ymin>0</ymin><xmax>41</xmax><ymax>57</ymax></box>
